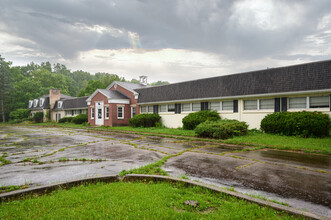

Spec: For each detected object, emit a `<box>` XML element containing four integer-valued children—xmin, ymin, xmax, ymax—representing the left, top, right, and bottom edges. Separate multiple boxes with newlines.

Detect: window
<box><xmin>105</xmin><ymin>106</ymin><xmax>109</xmax><ymax>119</ymax></box>
<box><xmin>160</xmin><ymin>105</ymin><xmax>167</xmax><ymax>112</ymax></box>
<box><xmin>309</xmin><ymin>96</ymin><xmax>329</xmax><ymax>108</ymax></box>
<box><xmin>259</xmin><ymin>99</ymin><xmax>274</xmax><ymax>110</ymax></box>
<box><xmin>58</xmin><ymin>101</ymin><xmax>63</xmax><ymax>108</ymax></box>
<box><xmin>117</xmin><ymin>106</ymin><xmax>124</xmax><ymax>119</ymax></box>
<box><xmin>148</xmin><ymin>105</ymin><xmax>154</xmax><ymax>113</ymax></box>
<box><xmin>40</xmin><ymin>98</ymin><xmax>44</xmax><ymax>107</ymax></box>
<box><xmin>75</xmin><ymin>110</ymin><xmax>81</xmax><ymax>115</ymax></box>
<box><xmin>141</xmin><ymin>106</ymin><xmax>147</xmax><ymax>113</ymax></box>
<box><xmin>98</xmin><ymin>109</ymin><xmax>102</xmax><ymax>119</ymax></box>
<box><xmin>192</xmin><ymin>103</ymin><xmax>200</xmax><ymax>111</ymax></box>
<box><xmin>182</xmin><ymin>103</ymin><xmax>191</xmax><ymax>112</ymax></box>
<box><xmin>289</xmin><ymin>97</ymin><xmax>306</xmax><ymax>109</ymax></box>
<box><xmin>244</xmin><ymin>100</ymin><xmax>258</xmax><ymax>110</ymax></box>
<box><xmin>210</xmin><ymin>102</ymin><xmax>220</xmax><ymax>111</ymax></box>
<box><xmin>28</xmin><ymin>100</ymin><xmax>33</xmax><ymax>108</ymax></box>
<box><xmin>168</xmin><ymin>104</ymin><xmax>175</xmax><ymax>112</ymax></box>
<box><xmin>33</xmin><ymin>99</ymin><xmax>38</xmax><ymax>107</ymax></box>
<box><xmin>91</xmin><ymin>107</ymin><xmax>94</xmax><ymax>119</ymax></box>
<box><xmin>221</xmin><ymin>101</ymin><xmax>233</xmax><ymax>111</ymax></box>
<box><xmin>131</xmin><ymin>106</ymin><xmax>136</xmax><ymax>118</ymax></box>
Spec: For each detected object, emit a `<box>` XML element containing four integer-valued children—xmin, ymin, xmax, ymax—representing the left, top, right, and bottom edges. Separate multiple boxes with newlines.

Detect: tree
<box><xmin>0</xmin><ymin>55</ymin><xmax>13</xmax><ymax>122</ymax></box>
<box><xmin>149</xmin><ymin>81</ymin><xmax>170</xmax><ymax>86</ymax></box>
<box><xmin>77</xmin><ymin>80</ymin><xmax>104</xmax><ymax>97</ymax></box>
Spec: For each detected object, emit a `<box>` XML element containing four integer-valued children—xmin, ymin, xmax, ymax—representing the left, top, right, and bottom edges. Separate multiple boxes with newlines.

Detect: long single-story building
<box><xmin>87</xmin><ymin>59</ymin><xmax>331</xmax><ymax>129</ymax></box>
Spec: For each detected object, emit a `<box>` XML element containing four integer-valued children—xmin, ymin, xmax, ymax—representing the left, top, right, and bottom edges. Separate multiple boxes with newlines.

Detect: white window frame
<box><xmin>148</xmin><ymin>105</ymin><xmax>154</xmax><ymax>113</ymax></box>
<box><xmin>33</xmin><ymin>99</ymin><xmax>38</xmax><ymax>107</ymax></box>
<box><xmin>28</xmin><ymin>100</ymin><xmax>33</xmax><ymax>108</ymax></box>
<box><xmin>141</xmin><ymin>106</ymin><xmax>147</xmax><ymax>113</ymax></box>
<box><xmin>182</xmin><ymin>103</ymin><xmax>191</xmax><ymax>112</ymax></box>
<box><xmin>91</xmin><ymin>107</ymin><xmax>94</xmax><ymax>119</ymax></box>
<box><xmin>117</xmin><ymin>106</ymin><xmax>124</xmax><ymax>119</ymax></box>
<box><xmin>288</xmin><ymin>97</ymin><xmax>307</xmax><ymax>109</ymax></box>
<box><xmin>160</xmin><ymin>105</ymin><xmax>167</xmax><ymax>112</ymax></box>
<box><xmin>244</xmin><ymin>99</ymin><xmax>258</xmax><ymax>110</ymax></box>
<box><xmin>167</xmin><ymin>104</ymin><xmax>175</xmax><ymax>112</ymax></box>
<box><xmin>309</xmin><ymin>96</ymin><xmax>330</xmax><ymax>109</ymax></box>
<box><xmin>210</xmin><ymin>102</ymin><xmax>220</xmax><ymax>111</ymax></box>
<box><xmin>221</xmin><ymin>101</ymin><xmax>234</xmax><ymax>111</ymax></box>
<box><xmin>105</xmin><ymin>106</ymin><xmax>109</xmax><ymax>119</ymax></box>
<box><xmin>192</xmin><ymin>103</ymin><xmax>200</xmax><ymax>111</ymax></box>
<box><xmin>131</xmin><ymin>106</ymin><xmax>136</xmax><ymax>118</ymax></box>
<box><xmin>58</xmin><ymin>101</ymin><xmax>63</xmax><ymax>108</ymax></box>
<box><xmin>39</xmin><ymin>98</ymin><xmax>44</xmax><ymax>107</ymax></box>
<box><xmin>259</xmin><ymin>98</ymin><xmax>274</xmax><ymax>110</ymax></box>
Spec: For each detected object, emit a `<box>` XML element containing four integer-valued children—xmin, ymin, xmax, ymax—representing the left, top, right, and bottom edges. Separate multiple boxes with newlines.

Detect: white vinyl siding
<box><xmin>141</xmin><ymin>106</ymin><xmax>147</xmax><ymax>113</ymax></box>
<box><xmin>182</xmin><ymin>103</ymin><xmax>191</xmax><ymax>112</ymax></box>
<box><xmin>289</xmin><ymin>97</ymin><xmax>306</xmax><ymax>109</ymax></box>
<box><xmin>210</xmin><ymin>102</ymin><xmax>220</xmax><ymax>111</ymax></box>
<box><xmin>168</xmin><ymin>104</ymin><xmax>175</xmax><ymax>112</ymax></box>
<box><xmin>148</xmin><ymin>105</ymin><xmax>154</xmax><ymax>113</ymax></box>
<box><xmin>309</xmin><ymin>96</ymin><xmax>329</xmax><ymax>108</ymax></box>
<box><xmin>192</xmin><ymin>103</ymin><xmax>200</xmax><ymax>111</ymax></box>
<box><xmin>244</xmin><ymin>100</ymin><xmax>258</xmax><ymax>110</ymax></box>
<box><xmin>221</xmin><ymin>101</ymin><xmax>233</xmax><ymax>111</ymax></box>
<box><xmin>160</xmin><ymin>105</ymin><xmax>167</xmax><ymax>112</ymax></box>
<box><xmin>259</xmin><ymin>99</ymin><xmax>274</xmax><ymax>110</ymax></box>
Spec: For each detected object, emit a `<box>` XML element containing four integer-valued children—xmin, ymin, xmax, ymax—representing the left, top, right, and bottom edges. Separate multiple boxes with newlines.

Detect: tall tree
<box><xmin>0</xmin><ymin>55</ymin><xmax>13</xmax><ymax>122</ymax></box>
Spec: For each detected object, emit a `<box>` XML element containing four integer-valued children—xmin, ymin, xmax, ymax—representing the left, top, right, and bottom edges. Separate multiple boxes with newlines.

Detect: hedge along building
<box><xmin>86</xmin><ymin>60</ymin><xmax>331</xmax><ymax>129</ymax></box>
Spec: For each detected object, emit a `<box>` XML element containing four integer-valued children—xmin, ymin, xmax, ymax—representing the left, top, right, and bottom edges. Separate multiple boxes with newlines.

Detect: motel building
<box><xmin>86</xmin><ymin>60</ymin><xmax>331</xmax><ymax>129</ymax></box>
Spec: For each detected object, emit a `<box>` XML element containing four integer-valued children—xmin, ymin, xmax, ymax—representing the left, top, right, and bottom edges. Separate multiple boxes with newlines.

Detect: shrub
<box><xmin>129</xmin><ymin>113</ymin><xmax>161</xmax><ymax>127</ymax></box>
<box><xmin>195</xmin><ymin>119</ymin><xmax>248</xmax><ymax>139</ymax></box>
<box><xmin>9</xmin><ymin>109</ymin><xmax>31</xmax><ymax>121</ymax></box>
<box><xmin>33</xmin><ymin>112</ymin><xmax>44</xmax><ymax>123</ymax></box>
<box><xmin>260</xmin><ymin>111</ymin><xmax>331</xmax><ymax>138</ymax></box>
<box><xmin>58</xmin><ymin>117</ymin><xmax>73</xmax><ymax>123</ymax></box>
<box><xmin>72</xmin><ymin>114</ymin><xmax>88</xmax><ymax>124</ymax></box>
<box><xmin>182</xmin><ymin>110</ymin><xmax>221</xmax><ymax>130</ymax></box>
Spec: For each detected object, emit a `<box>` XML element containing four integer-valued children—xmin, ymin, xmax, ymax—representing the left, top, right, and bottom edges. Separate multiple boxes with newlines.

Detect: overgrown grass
<box><xmin>0</xmin><ymin>182</ymin><xmax>297</xmax><ymax>219</ymax></box>
<box><xmin>225</xmin><ymin>132</ymin><xmax>331</xmax><ymax>154</ymax></box>
<box><xmin>0</xmin><ymin>153</ymin><xmax>11</xmax><ymax>166</ymax></box>
<box><xmin>0</xmin><ymin>185</ymin><xmax>28</xmax><ymax>194</ymax></box>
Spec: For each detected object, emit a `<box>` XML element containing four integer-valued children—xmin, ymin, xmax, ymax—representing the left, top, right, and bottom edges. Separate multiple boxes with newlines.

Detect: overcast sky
<box><xmin>0</xmin><ymin>0</ymin><xmax>330</xmax><ymax>83</ymax></box>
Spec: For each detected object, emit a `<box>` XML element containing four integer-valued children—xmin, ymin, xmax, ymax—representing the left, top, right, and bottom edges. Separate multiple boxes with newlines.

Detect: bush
<box><xmin>195</xmin><ymin>119</ymin><xmax>248</xmax><ymax>139</ymax></box>
<box><xmin>260</xmin><ymin>111</ymin><xmax>331</xmax><ymax>138</ymax></box>
<box><xmin>129</xmin><ymin>113</ymin><xmax>161</xmax><ymax>127</ymax></box>
<box><xmin>182</xmin><ymin>110</ymin><xmax>221</xmax><ymax>130</ymax></box>
<box><xmin>72</xmin><ymin>114</ymin><xmax>88</xmax><ymax>124</ymax></box>
<box><xmin>9</xmin><ymin>109</ymin><xmax>31</xmax><ymax>120</ymax></box>
<box><xmin>33</xmin><ymin>112</ymin><xmax>44</xmax><ymax>123</ymax></box>
<box><xmin>58</xmin><ymin>117</ymin><xmax>73</xmax><ymax>123</ymax></box>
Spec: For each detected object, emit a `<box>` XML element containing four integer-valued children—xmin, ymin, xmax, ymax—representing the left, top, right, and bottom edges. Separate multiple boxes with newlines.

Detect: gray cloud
<box><xmin>0</xmin><ymin>0</ymin><xmax>331</xmax><ymax>79</ymax></box>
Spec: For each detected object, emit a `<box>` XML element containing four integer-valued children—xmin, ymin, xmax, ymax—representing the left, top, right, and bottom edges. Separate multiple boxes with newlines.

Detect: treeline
<box><xmin>0</xmin><ymin>55</ymin><xmax>169</xmax><ymax>122</ymax></box>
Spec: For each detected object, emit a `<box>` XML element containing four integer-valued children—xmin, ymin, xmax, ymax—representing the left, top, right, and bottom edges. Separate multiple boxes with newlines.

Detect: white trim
<box><xmin>105</xmin><ymin>106</ymin><xmax>109</xmax><ymax>119</ymax></box>
<box><xmin>87</xmin><ymin>101</ymin><xmax>91</xmax><ymax>105</ymax></box>
<box><xmin>62</xmin><ymin>107</ymin><xmax>88</xmax><ymax>110</ymax></box>
<box><xmin>90</xmin><ymin>107</ymin><xmax>94</xmax><ymax>119</ymax></box>
<box><xmin>108</xmin><ymin>99</ymin><xmax>130</xmax><ymax>104</ymax></box>
<box><xmin>131</xmin><ymin>106</ymin><xmax>136</xmax><ymax>118</ymax></box>
<box><xmin>138</xmin><ymin>89</ymin><xmax>331</xmax><ymax>105</ymax></box>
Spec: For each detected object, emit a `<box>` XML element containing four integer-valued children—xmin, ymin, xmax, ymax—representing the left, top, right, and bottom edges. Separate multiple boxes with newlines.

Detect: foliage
<box><xmin>182</xmin><ymin>110</ymin><xmax>221</xmax><ymax>130</ymax></box>
<box><xmin>0</xmin><ymin>55</ymin><xmax>13</xmax><ymax>122</ymax></box>
<box><xmin>195</xmin><ymin>119</ymin><xmax>248</xmax><ymax>139</ymax></box>
<box><xmin>9</xmin><ymin>108</ymin><xmax>30</xmax><ymax>120</ymax></box>
<box><xmin>260</xmin><ymin>111</ymin><xmax>331</xmax><ymax>138</ymax></box>
<box><xmin>129</xmin><ymin>113</ymin><xmax>161</xmax><ymax>127</ymax></box>
<box><xmin>45</xmin><ymin>110</ymin><xmax>50</xmax><ymax>121</ymax></box>
<box><xmin>33</xmin><ymin>112</ymin><xmax>44</xmax><ymax>123</ymax></box>
<box><xmin>149</xmin><ymin>81</ymin><xmax>170</xmax><ymax>86</ymax></box>
<box><xmin>58</xmin><ymin>117</ymin><xmax>73</xmax><ymax>123</ymax></box>
<box><xmin>71</xmin><ymin>114</ymin><xmax>88</xmax><ymax>124</ymax></box>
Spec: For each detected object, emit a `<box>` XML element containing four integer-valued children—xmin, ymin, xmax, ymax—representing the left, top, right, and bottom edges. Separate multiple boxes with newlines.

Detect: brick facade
<box><xmin>88</xmin><ymin>83</ymin><xmax>139</xmax><ymax>126</ymax></box>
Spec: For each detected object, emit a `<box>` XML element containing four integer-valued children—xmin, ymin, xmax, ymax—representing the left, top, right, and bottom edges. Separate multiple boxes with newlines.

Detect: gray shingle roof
<box><xmin>53</xmin><ymin>96</ymin><xmax>88</xmax><ymax>110</ymax></box>
<box><xmin>29</xmin><ymin>97</ymin><xmax>50</xmax><ymax>110</ymax></box>
<box><xmin>98</xmin><ymin>89</ymin><xmax>130</xmax><ymax>99</ymax></box>
<box><xmin>135</xmin><ymin>60</ymin><xmax>331</xmax><ymax>103</ymax></box>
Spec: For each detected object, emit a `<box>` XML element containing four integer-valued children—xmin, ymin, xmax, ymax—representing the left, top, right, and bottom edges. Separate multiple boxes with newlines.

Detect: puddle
<box><xmin>197</xmin><ymin>144</ymin><xmax>244</xmax><ymax>154</ymax></box>
<box><xmin>235</xmin><ymin>150</ymin><xmax>331</xmax><ymax>170</ymax></box>
<box><xmin>15</xmin><ymin>137</ymin><xmax>79</xmax><ymax>147</ymax></box>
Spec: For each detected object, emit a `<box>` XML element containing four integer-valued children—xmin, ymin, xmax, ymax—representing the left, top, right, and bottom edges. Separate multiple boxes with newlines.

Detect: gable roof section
<box><xmin>106</xmin><ymin>81</ymin><xmax>147</xmax><ymax>94</ymax></box>
<box><xmin>86</xmin><ymin>89</ymin><xmax>130</xmax><ymax>102</ymax></box>
<box><xmin>135</xmin><ymin>60</ymin><xmax>331</xmax><ymax>104</ymax></box>
<box><xmin>53</xmin><ymin>96</ymin><xmax>89</xmax><ymax>110</ymax></box>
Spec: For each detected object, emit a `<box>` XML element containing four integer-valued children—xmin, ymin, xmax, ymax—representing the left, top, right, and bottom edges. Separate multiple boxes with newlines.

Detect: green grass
<box><xmin>0</xmin><ymin>182</ymin><xmax>297</xmax><ymax>219</ymax></box>
<box><xmin>0</xmin><ymin>185</ymin><xmax>28</xmax><ymax>193</ymax></box>
<box><xmin>225</xmin><ymin>132</ymin><xmax>331</xmax><ymax>154</ymax></box>
<box><xmin>0</xmin><ymin>154</ymin><xmax>11</xmax><ymax>166</ymax></box>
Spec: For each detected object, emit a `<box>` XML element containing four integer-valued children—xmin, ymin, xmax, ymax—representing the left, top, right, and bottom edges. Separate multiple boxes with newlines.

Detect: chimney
<box><xmin>139</xmin><ymin>75</ymin><xmax>147</xmax><ymax>86</ymax></box>
<box><xmin>49</xmin><ymin>89</ymin><xmax>61</xmax><ymax>109</ymax></box>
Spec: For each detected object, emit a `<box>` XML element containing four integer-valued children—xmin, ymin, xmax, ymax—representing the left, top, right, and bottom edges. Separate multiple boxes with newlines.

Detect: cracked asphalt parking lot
<box><xmin>0</xmin><ymin>126</ymin><xmax>330</xmax><ymax>217</ymax></box>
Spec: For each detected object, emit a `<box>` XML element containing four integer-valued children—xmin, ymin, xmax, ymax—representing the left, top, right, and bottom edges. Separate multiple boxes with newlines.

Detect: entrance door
<box><xmin>95</xmin><ymin>101</ymin><xmax>104</xmax><ymax>126</ymax></box>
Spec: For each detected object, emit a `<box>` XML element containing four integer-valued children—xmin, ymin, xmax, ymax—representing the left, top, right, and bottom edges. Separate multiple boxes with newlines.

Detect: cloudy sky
<box><xmin>0</xmin><ymin>0</ymin><xmax>331</xmax><ymax>83</ymax></box>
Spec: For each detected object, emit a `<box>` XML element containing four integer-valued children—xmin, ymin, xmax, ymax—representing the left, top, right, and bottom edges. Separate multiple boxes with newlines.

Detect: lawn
<box><xmin>0</xmin><ymin>181</ymin><xmax>296</xmax><ymax>219</ymax></box>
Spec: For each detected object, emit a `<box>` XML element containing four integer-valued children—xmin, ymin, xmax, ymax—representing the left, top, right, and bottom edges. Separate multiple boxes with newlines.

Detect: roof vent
<box><xmin>139</xmin><ymin>75</ymin><xmax>147</xmax><ymax>86</ymax></box>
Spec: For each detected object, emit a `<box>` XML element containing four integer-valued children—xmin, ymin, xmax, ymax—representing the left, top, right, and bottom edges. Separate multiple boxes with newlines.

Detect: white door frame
<box><xmin>95</xmin><ymin>101</ymin><xmax>104</xmax><ymax>126</ymax></box>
